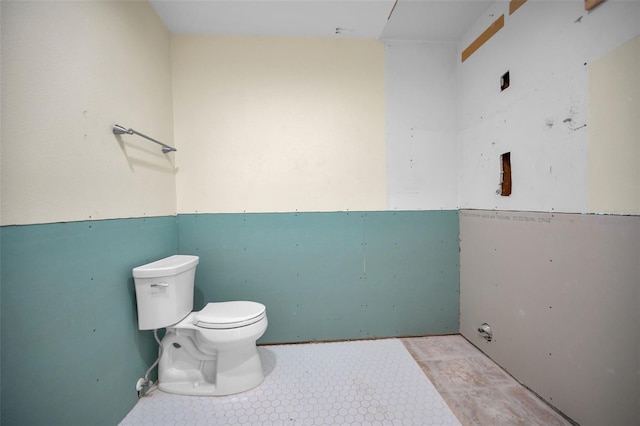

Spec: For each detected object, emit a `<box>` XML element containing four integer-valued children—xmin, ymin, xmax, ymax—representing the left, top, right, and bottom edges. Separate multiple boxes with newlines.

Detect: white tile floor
<box><xmin>120</xmin><ymin>338</ymin><xmax>460</xmax><ymax>425</ymax></box>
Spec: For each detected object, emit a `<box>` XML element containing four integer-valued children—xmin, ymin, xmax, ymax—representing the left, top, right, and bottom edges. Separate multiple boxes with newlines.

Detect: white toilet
<box><xmin>132</xmin><ymin>255</ymin><xmax>268</xmax><ymax>396</ymax></box>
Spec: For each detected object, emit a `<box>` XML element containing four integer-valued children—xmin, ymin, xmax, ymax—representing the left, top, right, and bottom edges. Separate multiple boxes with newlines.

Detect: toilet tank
<box><xmin>132</xmin><ymin>255</ymin><xmax>199</xmax><ymax>330</ymax></box>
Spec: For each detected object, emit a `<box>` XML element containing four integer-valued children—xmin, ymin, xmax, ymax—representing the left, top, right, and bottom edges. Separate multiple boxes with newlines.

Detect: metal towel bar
<box><xmin>113</xmin><ymin>124</ymin><xmax>176</xmax><ymax>153</ymax></box>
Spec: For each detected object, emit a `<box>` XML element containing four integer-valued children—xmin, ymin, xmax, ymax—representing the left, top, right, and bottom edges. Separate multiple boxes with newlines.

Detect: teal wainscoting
<box><xmin>1</xmin><ymin>216</ymin><xmax>178</xmax><ymax>426</ymax></box>
<box><xmin>178</xmin><ymin>211</ymin><xmax>460</xmax><ymax>343</ymax></box>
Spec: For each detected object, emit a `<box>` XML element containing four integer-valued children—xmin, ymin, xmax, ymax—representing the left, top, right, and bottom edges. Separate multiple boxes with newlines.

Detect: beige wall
<box><xmin>1</xmin><ymin>1</ymin><xmax>176</xmax><ymax>225</ymax></box>
<box><xmin>171</xmin><ymin>35</ymin><xmax>387</xmax><ymax>214</ymax></box>
<box><xmin>588</xmin><ymin>35</ymin><xmax>640</xmax><ymax>215</ymax></box>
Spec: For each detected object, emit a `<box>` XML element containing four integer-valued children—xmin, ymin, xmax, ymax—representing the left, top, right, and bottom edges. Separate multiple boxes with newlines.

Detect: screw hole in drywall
<box><xmin>501</xmin><ymin>71</ymin><xmax>510</xmax><ymax>91</ymax></box>
<box><xmin>500</xmin><ymin>152</ymin><xmax>512</xmax><ymax>196</ymax></box>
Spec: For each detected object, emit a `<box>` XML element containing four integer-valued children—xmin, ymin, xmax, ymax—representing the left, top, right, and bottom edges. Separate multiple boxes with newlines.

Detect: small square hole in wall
<box><xmin>500</xmin><ymin>152</ymin><xmax>512</xmax><ymax>196</ymax></box>
<box><xmin>501</xmin><ymin>71</ymin><xmax>510</xmax><ymax>91</ymax></box>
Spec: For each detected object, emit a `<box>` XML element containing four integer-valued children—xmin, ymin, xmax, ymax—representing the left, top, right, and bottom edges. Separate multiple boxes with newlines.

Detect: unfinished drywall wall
<box><xmin>1</xmin><ymin>217</ymin><xmax>178</xmax><ymax>426</ymax></box>
<box><xmin>458</xmin><ymin>3</ymin><xmax>640</xmax><ymax>424</ymax></box>
<box><xmin>460</xmin><ymin>210</ymin><xmax>640</xmax><ymax>426</ymax></box>
<box><xmin>458</xmin><ymin>0</ymin><xmax>640</xmax><ymax>213</ymax></box>
<box><xmin>0</xmin><ymin>1</ymin><xmax>176</xmax><ymax>226</ymax></box>
<box><xmin>172</xmin><ymin>35</ymin><xmax>387</xmax><ymax>214</ymax></box>
<box><xmin>178</xmin><ymin>210</ymin><xmax>460</xmax><ymax>343</ymax></box>
<box><xmin>588</xmin><ymin>35</ymin><xmax>640</xmax><ymax>215</ymax></box>
<box><xmin>384</xmin><ymin>41</ymin><xmax>459</xmax><ymax>210</ymax></box>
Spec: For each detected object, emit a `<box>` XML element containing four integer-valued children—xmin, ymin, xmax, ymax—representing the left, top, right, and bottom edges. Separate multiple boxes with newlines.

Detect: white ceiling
<box><xmin>149</xmin><ymin>0</ymin><xmax>495</xmax><ymax>42</ymax></box>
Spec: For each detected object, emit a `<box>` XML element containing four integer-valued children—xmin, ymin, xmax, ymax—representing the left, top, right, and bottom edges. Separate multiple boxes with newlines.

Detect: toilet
<box><xmin>132</xmin><ymin>255</ymin><xmax>268</xmax><ymax>396</ymax></box>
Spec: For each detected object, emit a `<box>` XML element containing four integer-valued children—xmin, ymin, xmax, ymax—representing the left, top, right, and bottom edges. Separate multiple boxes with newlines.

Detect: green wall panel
<box><xmin>1</xmin><ymin>211</ymin><xmax>459</xmax><ymax>426</ymax></box>
<box><xmin>1</xmin><ymin>217</ymin><xmax>178</xmax><ymax>426</ymax></box>
<box><xmin>177</xmin><ymin>211</ymin><xmax>460</xmax><ymax>343</ymax></box>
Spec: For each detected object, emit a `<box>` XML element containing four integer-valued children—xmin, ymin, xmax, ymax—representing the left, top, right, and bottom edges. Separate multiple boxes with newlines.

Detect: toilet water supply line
<box><xmin>137</xmin><ymin>328</ymin><xmax>163</xmax><ymax>396</ymax></box>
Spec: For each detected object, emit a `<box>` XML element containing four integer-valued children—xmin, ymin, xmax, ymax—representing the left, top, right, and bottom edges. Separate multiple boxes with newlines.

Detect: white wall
<box><xmin>458</xmin><ymin>0</ymin><xmax>640</xmax><ymax>213</ymax></box>
<box><xmin>0</xmin><ymin>1</ymin><xmax>175</xmax><ymax>226</ymax></box>
<box><xmin>384</xmin><ymin>41</ymin><xmax>459</xmax><ymax>210</ymax></box>
<box><xmin>171</xmin><ymin>35</ymin><xmax>387</xmax><ymax>214</ymax></box>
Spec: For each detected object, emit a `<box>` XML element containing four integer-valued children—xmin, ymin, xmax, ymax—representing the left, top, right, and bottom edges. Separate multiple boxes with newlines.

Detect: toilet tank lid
<box><xmin>132</xmin><ymin>255</ymin><xmax>199</xmax><ymax>278</ymax></box>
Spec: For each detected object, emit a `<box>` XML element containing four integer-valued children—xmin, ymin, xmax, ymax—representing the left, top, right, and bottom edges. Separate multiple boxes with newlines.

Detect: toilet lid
<box><xmin>194</xmin><ymin>301</ymin><xmax>266</xmax><ymax>329</ymax></box>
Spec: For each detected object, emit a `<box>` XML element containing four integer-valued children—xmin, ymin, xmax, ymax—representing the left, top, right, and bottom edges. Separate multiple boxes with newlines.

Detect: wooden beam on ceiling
<box><xmin>461</xmin><ymin>14</ymin><xmax>505</xmax><ymax>63</ymax></box>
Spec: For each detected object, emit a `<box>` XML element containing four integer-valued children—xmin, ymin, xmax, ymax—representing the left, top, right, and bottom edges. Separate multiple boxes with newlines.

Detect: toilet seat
<box><xmin>194</xmin><ymin>301</ymin><xmax>266</xmax><ymax>329</ymax></box>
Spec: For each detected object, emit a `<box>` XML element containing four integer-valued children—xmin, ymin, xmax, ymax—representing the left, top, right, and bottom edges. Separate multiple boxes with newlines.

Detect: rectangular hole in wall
<box><xmin>501</xmin><ymin>71</ymin><xmax>510</xmax><ymax>91</ymax></box>
<box><xmin>501</xmin><ymin>152</ymin><xmax>512</xmax><ymax>196</ymax></box>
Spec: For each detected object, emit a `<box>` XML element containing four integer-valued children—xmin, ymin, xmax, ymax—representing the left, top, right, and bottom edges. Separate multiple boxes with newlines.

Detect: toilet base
<box><xmin>157</xmin><ymin>318</ymin><xmax>267</xmax><ymax>396</ymax></box>
<box><xmin>158</xmin><ymin>372</ymin><xmax>264</xmax><ymax>396</ymax></box>
<box><xmin>158</xmin><ymin>346</ymin><xmax>265</xmax><ymax>396</ymax></box>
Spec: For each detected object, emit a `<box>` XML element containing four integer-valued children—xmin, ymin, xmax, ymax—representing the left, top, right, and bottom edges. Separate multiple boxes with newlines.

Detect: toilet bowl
<box><xmin>158</xmin><ymin>301</ymin><xmax>267</xmax><ymax>396</ymax></box>
<box><xmin>132</xmin><ymin>255</ymin><xmax>268</xmax><ymax>396</ymax></box>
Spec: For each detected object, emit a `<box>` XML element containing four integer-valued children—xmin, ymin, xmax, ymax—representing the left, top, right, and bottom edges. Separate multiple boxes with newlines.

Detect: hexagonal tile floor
<box><xmin>120</xmin><ymin>338</ymin><xmax>460</xmax><ymax>425</ymax></box>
